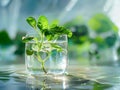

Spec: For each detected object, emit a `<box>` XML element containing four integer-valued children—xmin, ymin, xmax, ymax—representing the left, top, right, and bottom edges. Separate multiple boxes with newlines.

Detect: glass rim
<box><xmin>26</xmin><ymin>33</ymin><xmax>68</xmax><ymax>37</ymax></box>
<box><xmin>25</xmin><ymin>33</ymin><xmax>68</xmax><ymax>43</ymax></box>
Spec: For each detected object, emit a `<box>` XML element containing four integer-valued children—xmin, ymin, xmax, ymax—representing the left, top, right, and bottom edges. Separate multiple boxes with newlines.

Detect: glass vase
<box><xmin>25</xmin><ymin>33</ymin><xmax>68</xmax><ymax>75</ymax></box>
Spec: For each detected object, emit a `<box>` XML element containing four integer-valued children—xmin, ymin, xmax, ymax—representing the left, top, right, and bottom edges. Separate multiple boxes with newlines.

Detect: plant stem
<box><xmin>44</xmin><ymin>52</ymin><xmax>51</xmax><ymax>62</ymax></box>
<box><xmin>41</xmin><ymin>61</ymin><xmax>47</xmax><ymax>74</ymax></box>
<box><xmin>34</xmin><ymin>28</ymin><xmax>53</xmax><ymax>74</ymax></box>
<box><xmin>34</xmin><ymin>31</ymin><xmax>48</xmax><ymax>74</ymax></box>
<box><xmin>36</xmin><ymin>52</ymin><xmax>47</xmax><ymax>74</ymax></box>
<box><xmin>36</xmin><ymin>52</ymin><xmax>42</xmax><ymax>62</ymax></box>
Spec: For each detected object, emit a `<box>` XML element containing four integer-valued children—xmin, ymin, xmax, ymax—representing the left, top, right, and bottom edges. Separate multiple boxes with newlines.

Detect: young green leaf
<box><xmin>65</xmin><ymin>29</ymin><xmax>73</xmax><ymax>37</ymax></box>
<box><xmin>26</xmin><ymin>49</ymin><xmax>34</xmax><ymax>55</ymax></box>
<box><xmin>22</xmin><ymin>36</ymin><xmax>34</xmax><ymax>43</ymax></box>
<box><xmin>50</xmin><ymin>19</ymin><xmax>59</xmax><ymax>28</ymax></box>
<box><xmin>37</xmin><ymin>16</ymin><xmax>49</xmax><ymax>31</ymax></box>
<box><xmin>26</xmin><ymin>17</ymin><xmax>37</xmax><ymax>28</ymax></box>
<box><xmin>44</xmin><ymin>30</ymin><xmax>54</xmax><ymax>40</ymax></box>
<box><xmin>50</xmin><ymin>26</ymin><xmax>72</xmax><ymax>37</ymax></box>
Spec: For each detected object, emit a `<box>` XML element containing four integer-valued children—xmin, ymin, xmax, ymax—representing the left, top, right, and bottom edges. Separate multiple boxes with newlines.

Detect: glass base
<box><xmin>27</xmin><ymin>67</ymin><xmax>66</xmax><ymax>76</ymax></box>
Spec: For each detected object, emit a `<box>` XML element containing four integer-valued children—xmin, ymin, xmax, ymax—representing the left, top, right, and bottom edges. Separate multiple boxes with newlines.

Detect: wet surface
<box><xmin>0</xmin><ymin>65</ymin><xmax>120</xmax><ymax>90</ymax></box>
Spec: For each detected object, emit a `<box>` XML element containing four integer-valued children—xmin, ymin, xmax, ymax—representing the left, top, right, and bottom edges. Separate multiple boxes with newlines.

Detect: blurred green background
<box><xmin>0</xmin><ymin>0</ymin><xmax>120</xmax><ymax>66</ymax></box>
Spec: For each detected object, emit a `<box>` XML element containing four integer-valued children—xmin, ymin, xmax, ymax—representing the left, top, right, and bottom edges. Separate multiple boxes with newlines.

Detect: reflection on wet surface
<box><xmin>26</xmin><ymin>75</ymin><xmax>91</xmax><ymax>90</ymax></box>
<box><xmin>0</xmin><ymin>65</ymin><xmax>120</xmax><ymax>90</ymax></box>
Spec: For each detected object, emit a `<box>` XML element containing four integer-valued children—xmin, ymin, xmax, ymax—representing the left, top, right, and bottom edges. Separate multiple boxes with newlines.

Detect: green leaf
<box><xmin>50</xmin><ymin>26</ymin><xmax>72</xmax><ymax>37</ymax></box>
<box><xmin>37</xmin><ymin>15</ymin><xmax>49</xmax><ymax>31</ymax></box>
<box><xmin>117</xmin><ymin>46</ymin><xmax>120</xmax><ymax>55</ymax></box>
<box><xmin>66</xmin><ymin>29</ymin><xmax>72</xmax><ymax>37</ymax></box>
<box><xmin>0</xmin><ymin>30</ymin><xmax>13</xmax><ymax>46</ymax></box>
<box><xmin>46</xmin><ymin>34</ymin><xmax>53</xmax><ymax>41</ymax></box>
<box><xmin>51</xmin><ymin>43</ymin><xmax>63</xmax><ymax>52</ymax></box>
<box><xmin>26</xmin><ymin>49</ymin><xmax>33</xmax><ymax>55</ymax></box>
<box><xmin>93</xmin><ymin>82</ymin><xmax>112</xmax><ymax>90</ymax></box>
<box><xmin>88</xmin><ymin>13</ymin><xmax>118</xmax><ymax>33</ymax></box>
<box><xmin>50</xmin><ymin>19</ymin><xmax>59</xmax><ymax>28</ymax></box>
<box><xmin>26</xmin><ymin>17</ymin><xmax>37</xmax><ymax>28</ymax></box>
<box><xmin>22</xmin><ymin>36</ymin><xmax>34</xmax><ymax>43</ymax></box>
<box><xmin>105</xmin><ymin>34</ymin><xmax>117</xmax><ymax>47</ymax></box>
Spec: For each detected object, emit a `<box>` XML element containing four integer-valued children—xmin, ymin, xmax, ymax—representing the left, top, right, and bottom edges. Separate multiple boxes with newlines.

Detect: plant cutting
<box><xmin>22</xmin><ymin>15</ymin><xmax>72</xmax><ymax>75</ymax></box>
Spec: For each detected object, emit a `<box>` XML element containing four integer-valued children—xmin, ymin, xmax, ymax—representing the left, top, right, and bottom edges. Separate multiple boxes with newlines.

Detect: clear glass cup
<box><xmin>25</xmin><ymin>33</ymin><xmax>68</xmax><ymax>75</ymax></box>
